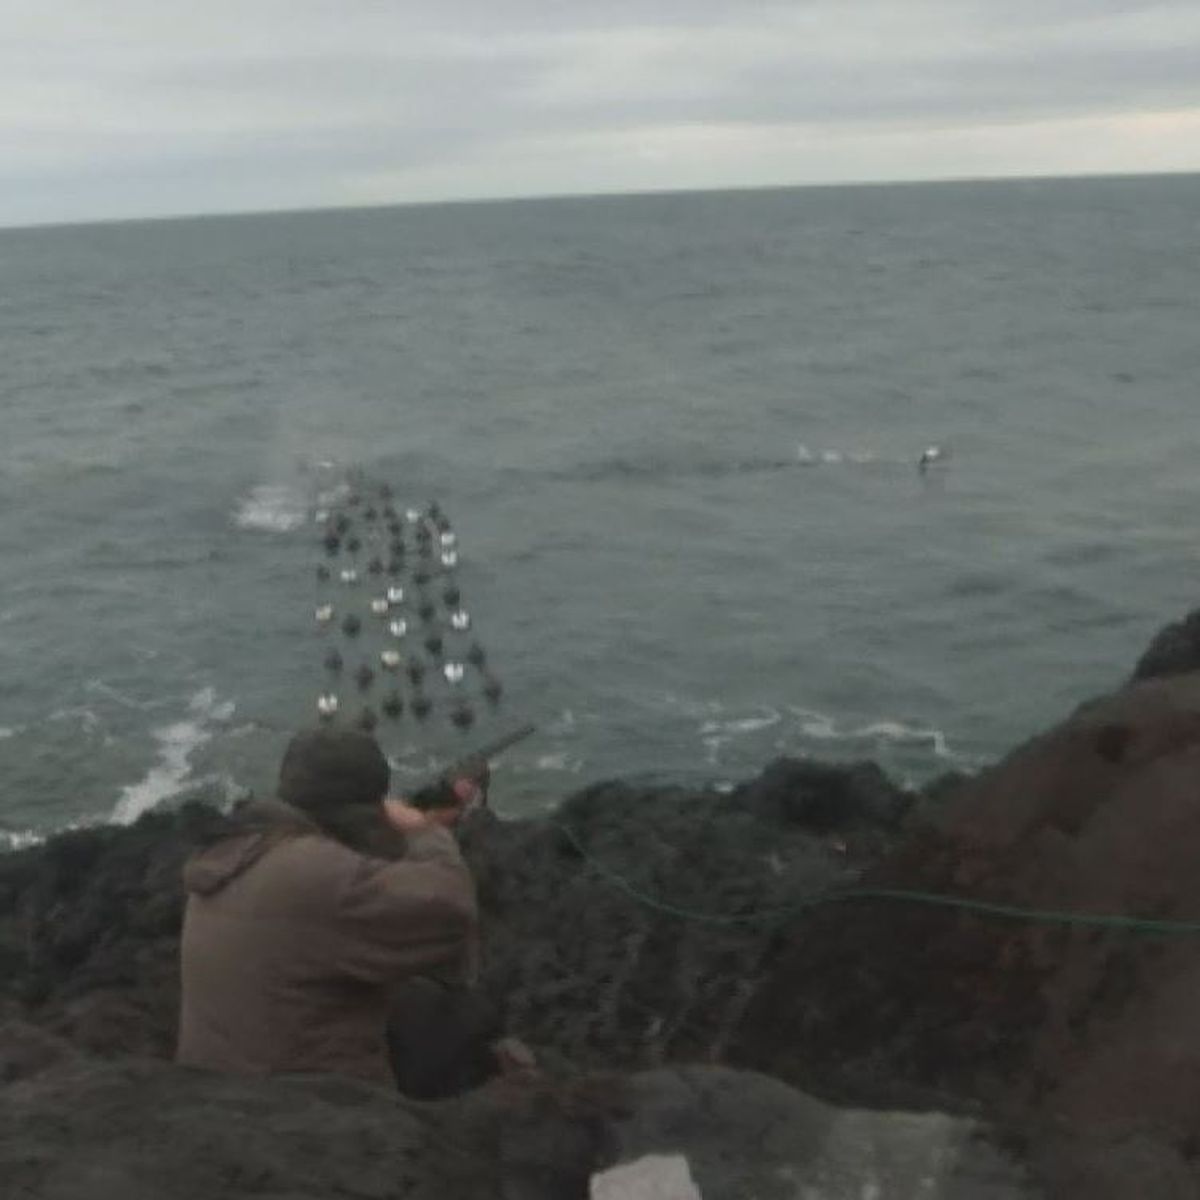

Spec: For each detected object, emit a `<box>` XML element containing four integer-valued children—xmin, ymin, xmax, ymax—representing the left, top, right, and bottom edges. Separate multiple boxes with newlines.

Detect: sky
<box><xmin>1</xmin><ymin>0</ymin><xmax>1199</xmax><ymax>227</ymax></box>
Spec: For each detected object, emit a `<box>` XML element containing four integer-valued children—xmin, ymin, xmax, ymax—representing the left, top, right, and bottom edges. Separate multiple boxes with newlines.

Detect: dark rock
<box><xmin>608</xmin><ymin>1066</ymin><xmax>1036</xmax><ymax>1199</ymax></box>
<box><xmin>0</xmin><ymin>801</ymin><xmax>228</xmax><ymax>1057</ymax></box>
<box><xmin>0</xmin><ymin>1054</ymin><xmax>616</xmax><ymax>1200</ymax></box>
<box><xmin>1034</xmin><ymin>1128</ymin><xmax>1197</xmax><ymax>1200</ymax></box>
<box><xmin>732</xmin><ymin>756</ymin><xmax>913</xmax><ymax>834</ymax></box>
<box><xmin>730</xmin><ymin>670</ymin><xmax>1200</xmax><ymax>1185</ymax></box>
<box><xmin>13</xmin><ymin>602</ymin><xmax>1200</xmax><ymax>1193</ymax></box>
<box><xmin>0</xmin><ymin>1053</ymin><xmax>1032</xmax><ymax>1200</ymax></box>
<box><xmin>1131</xmin><ymin>606</ymin><xmax>1200</xmax><ymax>682</ymax></box>
<box><xmin>459</xmin><ymin>774</ymin><xmax>879</xmax><ymax>1072</ymax></box>
<box><xmin>2</xmin><ymin>760</ymin><xmax>898</xmax><ymax>1077</ymax></box>
<box><xmin>0</xmin><ymin>1021</ymin><xmax>78</xmax><ymax>1082</ymax></box>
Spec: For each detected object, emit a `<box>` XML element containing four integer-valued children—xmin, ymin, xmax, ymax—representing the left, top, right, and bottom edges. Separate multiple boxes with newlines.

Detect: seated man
<box><xmin>176</xmin><ymin>728</ymin><xmax>479</xmax><ymax>1086</ymax></box>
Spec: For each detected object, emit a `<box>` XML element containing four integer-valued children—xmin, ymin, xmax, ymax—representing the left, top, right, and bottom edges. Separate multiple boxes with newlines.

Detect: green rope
<box><xmin>553</xmin><ymin>822</ymin><xmax>1200</xmax><ymax>935</ymax></box>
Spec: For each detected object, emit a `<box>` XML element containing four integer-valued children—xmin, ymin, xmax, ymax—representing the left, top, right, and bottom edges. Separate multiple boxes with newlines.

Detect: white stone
<box><xmin>590</xmin><ymin>1154</ymin><xmax>701</xmax><ymax>1200</ymax></box>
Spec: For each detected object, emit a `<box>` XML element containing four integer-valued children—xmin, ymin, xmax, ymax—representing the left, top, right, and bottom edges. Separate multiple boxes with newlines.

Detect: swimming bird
<box><xmin>918</xmin><ymin>445</ymin><xmax>949</xmax><ymax>473</ymax></box>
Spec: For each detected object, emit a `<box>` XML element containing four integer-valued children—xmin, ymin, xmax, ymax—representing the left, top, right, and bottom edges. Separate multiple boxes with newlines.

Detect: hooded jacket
<box><xmin>176</xmin><ymin>800</ymin><xmax>477</xmax><ymax>1084</ymax></box>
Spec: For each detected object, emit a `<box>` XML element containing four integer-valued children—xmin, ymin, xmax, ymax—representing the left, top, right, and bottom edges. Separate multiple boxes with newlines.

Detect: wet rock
<box><xmin>732</xmin><ymin>756</ymin><xmax>913</xmax><ymax>836</ymax></box>
<box><xmin>0</xmin><ymin>1020</ymin><xmax>78</xmax><ymax>1083</ymax></box>
<box><xmin>2</xmin><ymin>758</ymin><xmax>904</xmax><ymax>1072</ymax></box>
<box><xmin>459</xmin><ymin>772</ymin><xmax>886</xmax><ymax>1072</ymax></box>
<box><xmin>591</xmin><ymin>1155</ymin><xmax>700</xmax><ymax>1200</ymax></box>
<box><xmin>0</xmin><ymin>1054</ymin><xmax>1031</xmax><ymax>1200</ymax></box>
<box><xmin>607</xmin><ymin>1066</ymin><xmax>1035</xmax><ymax>1200</ymax></box>
<box><xmin>1130</xmin><ymin>606</ymin><xmax>1200</xmax><ymax>682</ymax></box>
<box><xmin>1034</xmin><ymin>1129</ymin><xmax>1197</xmax><ymax>1200</ymax></box>
<box><xmin>0</xmin><ymin>1054</ymin><xmax>614</xmax><ymax>1200</ymax></box>
<box><xmin>0</xmin><ymin>801</ymin><xmax>228</xmax><ymax>1057</ymax></box>
<box><xmin>731</xmin><ymin>669</ymin><xmax>1200</xmax><ymax>1182</ymax></box>
<box><xmin>13</xmin><ymin>604</ymin><xmax>1200</xmax><ymax>1193</ymax></box>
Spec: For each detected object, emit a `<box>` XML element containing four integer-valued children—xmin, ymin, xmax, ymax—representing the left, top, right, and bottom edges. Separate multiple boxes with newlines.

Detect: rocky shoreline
<box><xmin>6</xmin><ymin>610</ymin><xmax>1200</xmax><ymax>1197</ymax></box>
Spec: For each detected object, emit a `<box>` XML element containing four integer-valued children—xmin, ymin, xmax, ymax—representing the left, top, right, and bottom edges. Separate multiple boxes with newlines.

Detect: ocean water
<box><xmin>2</xmin><ymin>174</ymin><xmax>1198</xmax><ymax>846</ymax></box>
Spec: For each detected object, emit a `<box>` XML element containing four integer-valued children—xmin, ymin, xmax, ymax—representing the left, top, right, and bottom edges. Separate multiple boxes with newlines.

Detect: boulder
<box><xmin>0</xmin><ymin>1054</ymin><xmax>1032</xmax><ymax>1200</ymax></box>
<box><xmin>731</xmin><ymin>670</ymin><xmax>1200</xmax><ymax>1177</ymax></box>
<box><xmin>1</xmin><ymin>763</ymin><xmax>903</xmax><ymax>1077</ymax></box>
<box><xmin>0</xmin><ymin>1054</ymin><xmax>613</xmax><ymax>1200</ymax></box>
<box><xmin>1130</xmin><ymin>608</ymin><xmax>1200</xmax><ymax>682</ymax></box>
<box><xmin>460</xmin><ymin>773</ymin><xmax>888</xmax><ymax>1071</ymax></box>
<box><xmin>732</xmin><ymin>756</ymin><xmax>912</xmax><ymax>836</ymax></box>
<box><xmin>13</xmin><ymin>604</ymin><xmax>1200</xmax><ymax>1193</ymax></box>
<box><xmin>606</xmin><ymin>1066</ymin><xmax>1033</xmax><ymax>1200</ymax></box>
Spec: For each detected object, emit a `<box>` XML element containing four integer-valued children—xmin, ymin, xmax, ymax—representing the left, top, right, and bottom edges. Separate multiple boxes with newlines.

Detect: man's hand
<box><xmin>384</xmin><ymin>779</ymin><xmax>478</xmax><ymax>833</ymax></box>
<box><xmin>426</xmin><ymin>773</ymin><xmax>482</xmax><ymax>828</ymax></box>
<box><xmin>382</xmin><ymin>797</ymin><xmax>437</xmax><ymax>834</ymax></box>
<box><xmin>450</xmin><ymin>771</ymin><xmax>486</xmax><ymax>808</ymax></box>
<box><xmin>492</xmin><ymin>1036</ymin><xmax>539</xmax><ymax>1079</ymax></box>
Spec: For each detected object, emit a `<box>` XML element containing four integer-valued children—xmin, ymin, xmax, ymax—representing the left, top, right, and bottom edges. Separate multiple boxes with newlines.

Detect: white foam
<box><xmin>534</xmin><ymin>752</ymin><xmax>583</xmax><ymax>773</ymax></box>
<box><xmin>0</xmin><ymin>827</ymin><xmax>45</xmax><ymax>851</ymax></box>
<box><xmin>49</xmin><ymin>706</ymin><xmax>102</xmax><ymax>733</ymax></box>
<box><xmin>85</xmin><ymin>678</ymin><xmax>157</xmax><ymax>710</ymax></box>
<box><xmin>699</xmin><ymin>710</ymin><xmax>781</xmax><ymax>736</ymax></box>
<box><xmin>793</xmin><ymin>708</ymin><xmax>837</xmax><ymax>740</ymax></box>
<box><xmin>658</xmin><ymin>691</ymin><xmax>723</xmax><ymax>720</ymax></box>
<box><xmin>547</xmin><ymin>708</ymin><xmax>577</xmax><ymax>734</ymax></box>
<box><xmin>232</xmin><ymin>484</ymin><xmax>308</xmax><ymax>533</ymax></box>
<box><xmin>796</xmin><ymin>444</ymin><xmax>882</xmax><ymax>467</ymax></box>
<box><xmin>788</xmin><ymin>706</ymin><xmax>963</xmax><ymax>762</ymax></box>
<box><xmin>0</xmin><ymin>727</ymin><xmax>14</xmax><ymax>741</ymax></box>
<box><xmin>857</xmin><ymin>720</ymin><xmax>952</xmax><ymax>759</ymax></box>
<box><xmin>111</xmin><ymin>687</ymin><xmax>235</xmax><ymax>825</ymax></box>
<box><xmin>0</xmin><ymin>813</ymin><xmax>94</xmax><ymax>853</ymax></box>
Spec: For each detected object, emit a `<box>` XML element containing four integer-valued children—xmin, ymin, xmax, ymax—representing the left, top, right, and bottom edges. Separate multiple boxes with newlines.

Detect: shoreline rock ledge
<box><xmin>6</xmin><ymin>609</ymin><xmax>1200</xmax><ymax>1197</ymax></box>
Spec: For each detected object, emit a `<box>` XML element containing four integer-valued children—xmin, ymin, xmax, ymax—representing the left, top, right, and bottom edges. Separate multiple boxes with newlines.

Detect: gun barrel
<box><xmin>408</xmin><ymin>723</ymin><xmax>536</xmax><ymax>806</ymax></box>
<box><xmin>468</xmin><ymin>722</ymin><xmax>537</xmax><ymax>764</ymax></box>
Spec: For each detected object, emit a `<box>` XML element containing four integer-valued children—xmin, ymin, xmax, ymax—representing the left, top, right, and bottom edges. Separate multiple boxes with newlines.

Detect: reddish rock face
<box><xmin>732</xmin><ymin>671</ymin><xmax>1200</xmax><ymax>1148</ymax></box>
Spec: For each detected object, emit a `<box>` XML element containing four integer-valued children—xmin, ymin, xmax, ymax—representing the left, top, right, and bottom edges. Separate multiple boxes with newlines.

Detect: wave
<box><xmin>0</xmin><ymin>826</ymin><xmax>51</xmax><ymax>852</ymax></box>
<box><xmin>663</xmin><ymin>693</ymin><xmax>982</xmax><ymax>777</ymax></box>
<box><xmin>232</xmin><ymin>484</ymin><xmax>309</xmax><ymax>534</ymax></box>
<box><xmin>533</xmin><ymin>752</ymin><xmax>584</xmax><ymax>774</ymax></box>
<box><xmin>700</xmin><ymin>710</ymin><xmax>783</xmax><ymax>738</ymax></box>
<box><xmin>787</xmin><ymin>706</ymin><xmax>968</xmax><ymax>762</ymax></box>
<box><xmin>544</xmin><ymin>444</ymin><xmax>899</xmax><ymax>485</ymax></box>
<box><xmin>795</xmin><ymin>444</ymin><xmax>883</xmax><ymax>466</ymax></box>
<box><xmin>49</xmin><ymin>706</ymin><xmax>103</xmax><ymax>734</ymax></box>
<box><xmin>110</xmin><ymin>687</ymin><xmax>236</xmax><ymax>825</ymax></box>
<box><xmin>84</xmin><ymin>679</ymin><xmax>162</xmax><ymax>711</ymax></box>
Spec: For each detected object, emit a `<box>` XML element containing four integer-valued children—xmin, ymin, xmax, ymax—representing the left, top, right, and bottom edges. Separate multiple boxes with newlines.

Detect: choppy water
<box><xmin>2</xmin><ymin>174</ymin><xmax>1199</xmax><ymax>845</ymax></box>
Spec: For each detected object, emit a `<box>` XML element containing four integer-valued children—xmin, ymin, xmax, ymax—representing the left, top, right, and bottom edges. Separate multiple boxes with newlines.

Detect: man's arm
<box><xmin>333</xmin><ymin>804</ymin><xmax>477</xmax><ymax>984</ymax></box>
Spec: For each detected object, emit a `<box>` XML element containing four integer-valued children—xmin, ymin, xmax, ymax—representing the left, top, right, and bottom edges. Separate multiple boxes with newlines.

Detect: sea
<box><xmin>2</xmin><ymin>173</ymin><xmax>1198</xmax><ymax>848</ymax></box>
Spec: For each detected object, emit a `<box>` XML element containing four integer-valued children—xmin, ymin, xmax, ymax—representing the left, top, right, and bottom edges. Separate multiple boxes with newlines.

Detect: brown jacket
<box><xmin>176</xmin><ymin>801</ymin><xmax>476</xmax><ymax>1084</ymax></box>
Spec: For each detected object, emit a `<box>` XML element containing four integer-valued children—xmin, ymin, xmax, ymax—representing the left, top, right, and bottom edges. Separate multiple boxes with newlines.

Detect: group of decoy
<box><xmin>311</xmin><ymin>478</ymin><xmax>503</xmax><ymax>735</ymax></box>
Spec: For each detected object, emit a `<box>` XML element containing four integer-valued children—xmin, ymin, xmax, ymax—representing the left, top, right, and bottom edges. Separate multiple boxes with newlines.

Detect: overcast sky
<box><xmin>1</xmin><ymin>0</ymin><xmax>1198</xmax><ymax>227</ymax></box>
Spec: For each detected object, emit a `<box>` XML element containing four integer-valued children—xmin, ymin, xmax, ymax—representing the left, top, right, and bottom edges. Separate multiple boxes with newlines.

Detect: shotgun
<box><xmin>409</xmin><ymin>723</ymin><xmax>536</xmax><ymax>810</ymax></box>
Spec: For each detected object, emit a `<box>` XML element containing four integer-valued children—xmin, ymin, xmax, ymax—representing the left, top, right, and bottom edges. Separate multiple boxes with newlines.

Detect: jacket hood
<box><xmin>182</xmin><ymin>800</ymin><xmax>317</xmax><ymax>897</ymax></box>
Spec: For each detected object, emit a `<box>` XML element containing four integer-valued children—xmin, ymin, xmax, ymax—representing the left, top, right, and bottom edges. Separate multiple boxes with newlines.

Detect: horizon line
<box><xmin>2</xmin><ymin>165</ymin><xmax>1198</xmax><ymax>237</ymax></box>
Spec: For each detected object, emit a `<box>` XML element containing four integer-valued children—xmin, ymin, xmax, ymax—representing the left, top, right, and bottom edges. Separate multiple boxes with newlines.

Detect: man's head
<box><xmin>278</xmin><ymin>728</ymin><xmax>390</xmax><ymax>831</ymax></box>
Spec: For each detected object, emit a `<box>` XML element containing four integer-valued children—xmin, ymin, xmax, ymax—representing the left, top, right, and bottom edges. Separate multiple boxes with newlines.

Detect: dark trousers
<box><xmin>386</xmin><ymin>978</ymin><xmax>502</xmax><ymax>1099</ymax></box>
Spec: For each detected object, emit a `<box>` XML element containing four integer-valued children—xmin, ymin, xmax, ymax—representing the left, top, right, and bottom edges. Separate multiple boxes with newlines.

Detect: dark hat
<box><xmin>277</xmin><ymin>728</ymin><xmax>390</xmax><ymax>822</ymax></box>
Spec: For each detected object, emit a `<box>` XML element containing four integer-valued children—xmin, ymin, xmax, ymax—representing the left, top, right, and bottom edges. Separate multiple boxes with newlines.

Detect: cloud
<box><xmin>0</xmin><ymin>0</ymin><xmax>1197</xmax><ymax>225</ymax></box>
